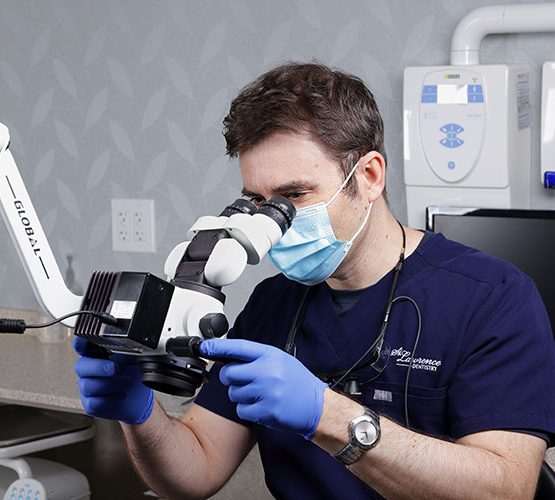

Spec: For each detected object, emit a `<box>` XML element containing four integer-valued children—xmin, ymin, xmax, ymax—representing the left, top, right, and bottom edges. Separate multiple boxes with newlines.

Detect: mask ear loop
<box><xmin>324</xmin><ymin>159</ymin><xmax>373</xmax><ymax>245</ymax></box>
<box><xmin>325</xmin><ymin>160</ymin><xmax>360</xmax><ymax>208</ymax></box>
<box><xmin>348</xmin><ymin>201</ymin><xmax>373</xmax><ymax>244</ymax></box>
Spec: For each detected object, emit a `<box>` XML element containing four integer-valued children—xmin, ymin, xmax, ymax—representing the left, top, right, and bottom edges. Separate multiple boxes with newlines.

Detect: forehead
<box><xmin>239</xmin><ymin>131</ymin><xmax>342</xmax><ymax>194</ymax></box>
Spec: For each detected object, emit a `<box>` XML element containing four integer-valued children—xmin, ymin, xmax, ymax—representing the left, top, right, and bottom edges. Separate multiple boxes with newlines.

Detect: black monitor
<box><xmin>426</xmin><ymin>207</ymin><xmax>555</xmax><ymax>330</ymax></box>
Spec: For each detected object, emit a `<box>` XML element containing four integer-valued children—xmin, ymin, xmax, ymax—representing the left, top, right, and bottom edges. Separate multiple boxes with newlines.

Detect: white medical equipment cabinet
<box><xmin>404</xmin><ymin>3</ymin><xmax>555</xmax><ymax>229</ymax></box>
<box><xmin>541</xmin><ymin>61</ymin><xmax>555</xmax><ymax>188</ymax></box>
<box><xmin>404</xmin><ymin>64</ymin><xmax>531</xmax><ymax>228</ymax></box>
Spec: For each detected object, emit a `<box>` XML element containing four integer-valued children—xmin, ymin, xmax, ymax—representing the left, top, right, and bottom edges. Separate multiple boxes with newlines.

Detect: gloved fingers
<box><xmin>113</xmin><ymin>364</ymin><xmax>143</xmax><ymax>381</ymax></box>
<box><xmin>73</xmin><ymin>336</ymin><xmax>109</xmax><ymax>358</ymax></box>
<box><xmin>75</xmin><ymin>357</ymin><xmax>116</xmax><ymax>378</ymax></box>
<box><xmin>235</xmin><ymin>401</ymin><xmax>267</xmax><ymax>424</ymax></box>
<box><xmin>73</xmin><ymin>336</ymin><xmax>89</xmax><ymax>356</ymax></box>
<box><xmin>81</xmin><ymin>395</ymin><xmax>124</xmax><ymax>415</ymax></box>
<box><xmin>78</xmin><ymin>376</ymin><xmax>133</xmax><ymax>398</ymax></box>
<box><xmin>227</xmin><ymin>383</ymin><xmax>261</xmax><ymax>404</ymax></box>
<box><xmin>219</xmin><ymin>361</ymin><xmax>261</xmax><ymax>386</ymax></box>
<box><xmin>200</xmin><ymin>338</ymin><xmax>271</xmax><ymax>363</ymax></box>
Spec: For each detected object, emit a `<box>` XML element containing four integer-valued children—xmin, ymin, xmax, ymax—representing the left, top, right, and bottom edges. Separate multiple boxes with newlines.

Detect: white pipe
<box><xmin>451</xmin><ymin>3</ymin><xmax>555</xmax><ymax>66</ymax></box>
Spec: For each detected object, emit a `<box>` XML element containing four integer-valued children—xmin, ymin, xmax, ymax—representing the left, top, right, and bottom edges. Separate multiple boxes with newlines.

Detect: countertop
<box><xmin>0</xmin><ymin>321</ymin><xmax>270</xmax><ymax>499</ymax></box>
<box><xmin>0</xmin><ymin>332</ymin><xmax>190</xmax><ymax>418</ymax></box>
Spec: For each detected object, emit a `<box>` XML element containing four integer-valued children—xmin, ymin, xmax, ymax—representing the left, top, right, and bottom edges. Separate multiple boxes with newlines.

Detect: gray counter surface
<box><xmin>0</xmin><ymin>333</ymin><xmax>189</xmax><ymax>418</ymax></box>
<box><xmin>0</xmin><ymin>325</ymin><xmax>270</xmax><ymax>499</ymax></box>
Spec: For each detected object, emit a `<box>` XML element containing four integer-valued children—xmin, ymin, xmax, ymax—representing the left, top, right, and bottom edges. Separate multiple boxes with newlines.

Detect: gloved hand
<box><xmin>199</xmin><ymin>338</ymin><xmax>327</xmax><ymax>439</ymax></box>
<box><xmin>73</xmin><ymin>337</ymin><xmax>154</xmax><ymax>425</ymax></box>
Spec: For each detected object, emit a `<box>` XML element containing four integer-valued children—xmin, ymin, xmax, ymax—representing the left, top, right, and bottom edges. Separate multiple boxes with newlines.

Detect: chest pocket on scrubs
<box><xmin>363</xmin><ymin>381</ymin><xmax>449</xmax><ymax>438</ymax></box>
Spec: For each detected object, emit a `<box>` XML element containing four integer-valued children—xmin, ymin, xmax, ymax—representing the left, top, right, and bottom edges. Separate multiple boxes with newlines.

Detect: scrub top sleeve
<box><xmin>194</xmin><ymin>361</ymin><xmax>248</xmax><ymax>425</ymax></box>
<box><xmin>447</xmin><ymin>272</ymin><xmax>555</xmax><ymax>444</ymax></box>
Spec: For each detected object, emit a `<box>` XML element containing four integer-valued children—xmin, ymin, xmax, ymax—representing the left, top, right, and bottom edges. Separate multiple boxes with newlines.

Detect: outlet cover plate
<box><xmin>111</xmin><ymin>199</ymin><xmax>156</xmax><ymax>253</ymax></box>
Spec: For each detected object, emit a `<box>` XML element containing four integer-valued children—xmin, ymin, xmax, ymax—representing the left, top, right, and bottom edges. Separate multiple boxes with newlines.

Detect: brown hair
<box><xmin>223</xmin><ymin>61</ymin><xmax>387</xmax><ymax>196</ymax></box>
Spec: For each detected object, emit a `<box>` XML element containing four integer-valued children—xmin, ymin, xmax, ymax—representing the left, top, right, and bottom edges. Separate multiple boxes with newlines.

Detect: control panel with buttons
<box><xmin>3</xmin><ymin>478</ymin><xmax>46</xmax><ymax>500</ymax></box>
<box><xmin>417</xmin><ymin>69</ymin><xmax>485</xmax><ymax>183</ymax></box>
<box><xmin>439</xmin><ymin>123</ymin><xmax>465</xmax><ymax>148</ymax></box>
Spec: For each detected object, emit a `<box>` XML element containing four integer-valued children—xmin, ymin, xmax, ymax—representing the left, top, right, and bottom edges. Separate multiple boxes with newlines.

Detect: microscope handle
<box><xmin>165</xmin><ymin>336</ymin><xmax>238</xmax><ymax>365</ymax></box>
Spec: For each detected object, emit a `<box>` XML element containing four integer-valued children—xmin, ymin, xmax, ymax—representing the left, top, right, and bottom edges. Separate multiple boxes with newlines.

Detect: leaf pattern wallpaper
<box><xmin>0</xmin><ymin>0</ymin><xmax>553</xmax><ymax>320</ymax></box>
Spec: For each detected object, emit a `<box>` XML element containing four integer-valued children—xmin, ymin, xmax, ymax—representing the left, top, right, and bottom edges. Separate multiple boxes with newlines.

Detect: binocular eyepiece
<box><xmin>221</xmin><ymin>196</ymin><xmax>296</xmax><ymax>234</ymax></box>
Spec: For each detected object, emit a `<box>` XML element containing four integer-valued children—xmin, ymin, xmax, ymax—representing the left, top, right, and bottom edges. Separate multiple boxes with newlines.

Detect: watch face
<box><xmin>354</xmin><ymin>420</ymin><xmax>378</xmax><ymax>446</ymax></box>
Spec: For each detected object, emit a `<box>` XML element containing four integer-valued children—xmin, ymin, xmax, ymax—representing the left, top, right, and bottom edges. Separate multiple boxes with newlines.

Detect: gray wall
<box><xmin>1</xmin><ymin>0</ymin><xmax>554</xmax><ymax>321</ymax></box>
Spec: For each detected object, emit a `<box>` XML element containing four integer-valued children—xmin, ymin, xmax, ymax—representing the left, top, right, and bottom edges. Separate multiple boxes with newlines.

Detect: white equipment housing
<box><xmin>404</xmin><ymin>64</ymin><xmax>531</xmax><ymax>228</ymax></box>
<box><xmin>404</xmin><ymin>3</ymin><xmax>555</xmax><ymax>228</ymax></box>
<box><xmin>145</xmin><ymin>286</ymin><xmax>225</xmax><ymax>355</ymax></box>
<box><xmin>541</xmin><ymin>61</ymin><xmax>555</xmax><ymax>189</ymax></box>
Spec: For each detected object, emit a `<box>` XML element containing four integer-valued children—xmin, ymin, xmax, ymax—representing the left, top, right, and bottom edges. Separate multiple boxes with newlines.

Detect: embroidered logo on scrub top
<box><xmin>390</xmin><ymin>346</ymin><xmax>442</xmax><ymax>372</ymax></box>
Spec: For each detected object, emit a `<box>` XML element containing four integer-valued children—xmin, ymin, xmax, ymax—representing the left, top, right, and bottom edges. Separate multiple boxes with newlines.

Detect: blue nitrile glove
<box><xmin>73</xmin><ymin>337</ymin><xmax>154</xmax><ymax>425</ymax></box>
<box><xmin>199</xmin><ymin>338</ymin><xmax>327</xmax><ymax>439</ymax></box>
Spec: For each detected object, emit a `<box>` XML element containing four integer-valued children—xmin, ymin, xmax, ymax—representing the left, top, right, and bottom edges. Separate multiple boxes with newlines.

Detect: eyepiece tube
<box><xmin>256</xmin><ymin>196</ymin><xmax>296</xmax><ymax>235</ymax></box>
<box><xmin>220</xmin><ymin>198</ymin><xmax>257</xmax><ymax>217</ymax></box>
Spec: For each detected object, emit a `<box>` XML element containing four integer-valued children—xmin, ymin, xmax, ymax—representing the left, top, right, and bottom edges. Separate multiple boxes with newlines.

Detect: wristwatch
<box><xmin>333</xmin><ymin>407</ymin><xmax>380</xmax><ymax>465</ymax></box>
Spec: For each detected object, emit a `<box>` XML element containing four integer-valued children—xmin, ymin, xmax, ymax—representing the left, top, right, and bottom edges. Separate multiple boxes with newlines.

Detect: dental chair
<box><xmin>0</xmin><ymin>405</ymin><xmax>93</xmax><ymax>500</ymax></box>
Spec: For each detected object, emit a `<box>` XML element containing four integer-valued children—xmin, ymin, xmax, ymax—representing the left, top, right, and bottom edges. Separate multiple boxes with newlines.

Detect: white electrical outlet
<box><xmin>111</xmin><ymin>199</ymin><xmax>156</xmax><ymax>253</ymax></box>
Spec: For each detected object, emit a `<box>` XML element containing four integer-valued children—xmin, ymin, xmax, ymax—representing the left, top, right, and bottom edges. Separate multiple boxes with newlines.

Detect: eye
<box><xmin>246</xmin><ymin>195</ymin><xmax>265</xmax><ymax>207</ymax></box>
<box><xmin>284</xmin><ymin>192</ymin><xmax>306</xmax><ymax>202</ymax></box>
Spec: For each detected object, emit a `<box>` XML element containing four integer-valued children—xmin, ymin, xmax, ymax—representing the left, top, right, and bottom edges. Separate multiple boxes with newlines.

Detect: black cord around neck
<box><xmin>285</xmin><ymin>220</ymin><xmax>407</xmax><ymax>390</ymax></box>
<box><xmin>328</xmin><ymin>221</ymin><xmax>406</xmax><ymax>390</ymax></box>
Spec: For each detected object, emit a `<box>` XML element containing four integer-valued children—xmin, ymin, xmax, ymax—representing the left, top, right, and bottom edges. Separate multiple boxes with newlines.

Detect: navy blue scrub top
<box><xmin>195</xmin><ymin>232</ymin><xmax>555</xmax><ymax>499</ymax></box>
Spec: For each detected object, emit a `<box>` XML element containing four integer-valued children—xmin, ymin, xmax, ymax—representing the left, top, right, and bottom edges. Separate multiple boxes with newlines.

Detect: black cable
<box><xmin>330</xmin><ymin>295</ymin><xmax>421</xmax><ymax>429</ymax></box>
<box><xmin>285</xmin><ymin>287</ymin><xmax>313</xmax><ymax>356</ymax></box>
<box><xmin>0</xmin><ymin>310</ymin><xmax>118</xmax><ymax>334</ymax></box>
<box><xmin>391</xmin><ymin>295</ymin><xmax>422</xmax><ymax>430</ymax></box>
<box><xmin>328</xmin><ymin>222</ymin><xmax>406</xmax><ymax>391</ymax></box>
<box><xmin>329</xmin><ymin>323</ymin><xmax>388</xmax><ymax>390</ymax></box>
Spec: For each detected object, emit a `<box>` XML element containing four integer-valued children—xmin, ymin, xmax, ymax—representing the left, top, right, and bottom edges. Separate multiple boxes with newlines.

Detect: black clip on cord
<box><xmin>0</xmin><ymin>310</ymin><xmax>119</xmax><ymax>334</ymax></box>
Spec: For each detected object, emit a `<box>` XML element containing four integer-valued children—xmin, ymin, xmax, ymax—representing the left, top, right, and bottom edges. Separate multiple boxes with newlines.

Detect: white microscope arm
<box><xmin>0</xmin><ymin>122</ymin><xmax>82</xmax><ymax>326</ymax></box>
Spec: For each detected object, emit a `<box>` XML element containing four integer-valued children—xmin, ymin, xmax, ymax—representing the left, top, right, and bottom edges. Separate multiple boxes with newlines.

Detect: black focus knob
<box><xmin>199</xmin><ymin>313</ymin><xmax>229</xmax><ymax>339</ymax></box>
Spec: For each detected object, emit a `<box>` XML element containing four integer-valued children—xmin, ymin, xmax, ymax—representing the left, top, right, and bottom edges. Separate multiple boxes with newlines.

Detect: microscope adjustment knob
<box><xmin>199</xmin><ymin>313</ymin><xmax>229</xmax><ymax>339</ymax></box>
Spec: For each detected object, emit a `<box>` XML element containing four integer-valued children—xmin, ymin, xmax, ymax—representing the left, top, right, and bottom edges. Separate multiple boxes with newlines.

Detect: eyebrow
<box><xmin>241</xmin><ymin>181</ymin><xmax>318</xmax><ymax>198</ymax></box>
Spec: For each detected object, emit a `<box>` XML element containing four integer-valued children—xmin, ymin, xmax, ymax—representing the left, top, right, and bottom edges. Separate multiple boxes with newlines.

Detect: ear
<box><xmin>356</xmin><ymin>151</ymin><xmax>386</xmax><ymax>202</ymax></box>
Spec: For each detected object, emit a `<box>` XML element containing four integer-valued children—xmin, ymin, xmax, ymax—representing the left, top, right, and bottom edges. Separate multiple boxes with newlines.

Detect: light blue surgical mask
<box><xmin>268</xmin><ymin>161</ymin><xmax>372</xmax><ymax>285</ymax></box>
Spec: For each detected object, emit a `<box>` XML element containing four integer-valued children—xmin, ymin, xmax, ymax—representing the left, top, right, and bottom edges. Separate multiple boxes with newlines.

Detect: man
<box><xmin>74</xmin><ymin>62</ymin><xmax>555</xmax><ymax>499</ymax></box>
